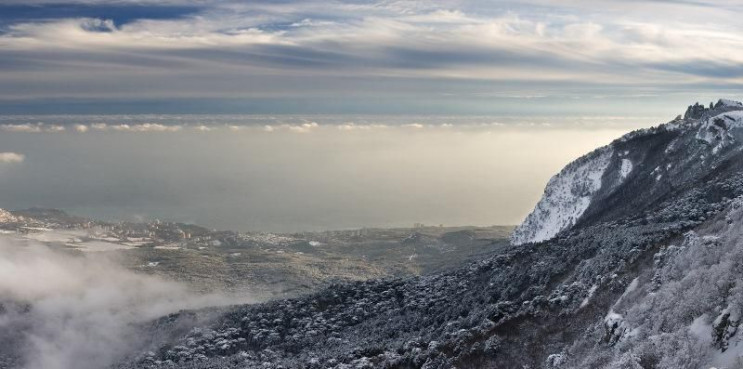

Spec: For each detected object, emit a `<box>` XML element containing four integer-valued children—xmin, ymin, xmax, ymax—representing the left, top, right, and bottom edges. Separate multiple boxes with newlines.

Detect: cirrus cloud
<box><xmin>0</xmin><ymin>0</ymin><xmax>742</xmax><ymax>114</ymax></box>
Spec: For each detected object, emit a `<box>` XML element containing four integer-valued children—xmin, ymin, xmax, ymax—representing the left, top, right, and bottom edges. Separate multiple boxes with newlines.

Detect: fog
<box><xmin>0</xmin><ymin>115</ymin><xmax>659</xmax><ymax>232</ymax></box>
<box><xmin>0</xmin><ymin>236</ymin><xmax>248</xmax><ymax>369</ymax></box>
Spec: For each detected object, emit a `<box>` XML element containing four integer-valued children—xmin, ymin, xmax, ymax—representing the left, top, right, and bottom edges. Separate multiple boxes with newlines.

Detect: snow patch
<box><xmin>619</xmin><ymin>159</ymin><xmax>633</xmax><ymax>180</ymax></box>
<box><xmin>580</xmin><ymin>284</ymin><xmax>598</xmax><ymax>308</ymax></box>
<box><xmin>546</xmin><ymin>353</ymin><xmax>566</xmax><ymax>367</ymax></box>
<box><xmin>624</xmin><ymin>277</ymin><xmax>639</xmax><ymax>295</ymax></box>
<box><xmin>154</xmin><ymin>244</ymin><xmax>181</xmax><ymax>250</ymax></box>
<box><xmin>665</xmin><ymin>138</ymin><xmax>679</xmax><ymax>154</ymax></box>
<box><xmin>718</xmin><ymin>99</ymin><xmax>743</xmax><ymax>108</ymax></box>
<box><xmin>604</xmin><ymin>310</ymin><xmax>629</xmax><ymax>345</ymax></box>
<box><xmin>612</xmin><ymin>277</ymin><xmax>640</xmax><ymax>310</ymax></box>
<box><xmin>689</xmin><ymin>314</ymin><xmax>713</xmax><ymax>343</ymax></box>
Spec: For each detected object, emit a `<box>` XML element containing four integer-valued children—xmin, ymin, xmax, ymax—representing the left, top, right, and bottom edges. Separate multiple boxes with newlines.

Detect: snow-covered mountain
<box><xmin>512</xmin><ymin>98</ymin><xmax>743</xmax><ymax>245</ymax></box>
<box><xmin>103</xmin><ymin>99</ymin><xmax>743</xmax><ymax>369</ymax></box>
<box><xmin>105</xmin><ymin>99</ymin><xmax>743</xmax><ymax>369</ymax></box>
<box><xmin>8</xmin><ymin>99</ymin><xmax>743</xmax><ymax>369</ymax></box>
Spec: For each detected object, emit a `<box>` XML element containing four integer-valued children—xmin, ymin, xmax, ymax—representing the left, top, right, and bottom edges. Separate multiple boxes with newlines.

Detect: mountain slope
<box><xmin>569</xmin><ymin>197</ymin><xmax>743</xmax><ymax>368</ymax></box>
<box><xmin>110</xmin><ymin>99</ymin><xmax>743</xmax><ymax>368</ymax></box>
<box><xmin>512</xmin><ymin>99</ymin><xmax>743</xmax><ymax>245</ymax></box>
<box><xmin>510</xmin><ymin>146</ymin><xmax>614</xmax><ymax>245</ymax></box>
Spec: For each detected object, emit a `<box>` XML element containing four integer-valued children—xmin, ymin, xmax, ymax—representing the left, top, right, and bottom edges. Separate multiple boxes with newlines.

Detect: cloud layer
<box><xmin>0</xmin><ymin>1</ymin><xmax>742</xmax><ymax>113</ymax></box>
<box><xmin>0</xmin><ymin>114</ymin><xmax>665</xmax><ymax>135</ymax></box>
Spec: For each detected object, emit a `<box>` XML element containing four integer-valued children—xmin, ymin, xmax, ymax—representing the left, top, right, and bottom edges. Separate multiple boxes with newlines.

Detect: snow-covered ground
<box><xmin>13</xmin><ymin>228</ymin><xmax>142</xmax><ymax>252</ymax></box>
<box><xmin>572</xmin><ymin>197</ymin><xmax>743</xmax><ymax>368</ymax></box>
<box><xmin>154</xmin><ymin>244</ymin><xmax>182</xmax><ymax>250</ymax></box>
<box><xmin>619</xmin><ymin>159</ymin><xmax>633</xmax><ymax>180</ymax></box>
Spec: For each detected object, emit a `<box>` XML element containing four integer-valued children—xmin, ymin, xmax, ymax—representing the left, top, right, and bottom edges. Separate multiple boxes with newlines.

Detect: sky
<box><xmin>0</xmin><ymin>0</ymin><xmax>741</xmax><ymax>115</ymax></box>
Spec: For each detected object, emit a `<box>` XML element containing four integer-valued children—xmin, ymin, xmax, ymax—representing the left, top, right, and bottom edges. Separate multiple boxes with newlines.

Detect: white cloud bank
<box><xmin>90</xmin><ymin>123</ymin><xmax>182</xmax><ymax>132</ymax></box>
<box><xmin>0</xmin><ymin>152</ymin><xmax>25</xmax><ymax>163</ymax></box>
<box><xmin>0</xmin><ymin>114</ymin><xmax>666</xmax><ymax>136</ymax></box>
<box><xmin>0</xmin><ymin>124</ymin><xmax>65</xmax><ymax>133</ymax></box>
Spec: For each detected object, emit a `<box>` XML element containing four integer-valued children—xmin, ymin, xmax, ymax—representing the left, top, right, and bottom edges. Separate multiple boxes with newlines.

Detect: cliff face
<box><xmin>510</xmin><ymin>146</ymin><xmax>615</xmax><ymax>245</ymax></box>
<box><xmin>512</xmin><ymin>99</ymin><xmax>743</xmax><ymax>246</ymax></box>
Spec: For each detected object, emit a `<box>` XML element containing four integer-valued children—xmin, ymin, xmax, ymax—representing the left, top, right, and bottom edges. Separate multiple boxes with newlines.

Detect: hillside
<box><xmin>0</xmin><ymin>212</ymin><xmax>511</xmax><ymax>369</ymax></box>
<box><xmin>0</xmin><ymin>209</ymin><xmax>510</xmax><ymax>297</ymax></box>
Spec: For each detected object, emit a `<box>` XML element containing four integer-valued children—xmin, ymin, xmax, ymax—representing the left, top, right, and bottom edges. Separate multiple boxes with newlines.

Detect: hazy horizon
<box><xmin>0</xmin><ymin>113</ymin><xmax>664</xmax><ymax>232</ymax></box>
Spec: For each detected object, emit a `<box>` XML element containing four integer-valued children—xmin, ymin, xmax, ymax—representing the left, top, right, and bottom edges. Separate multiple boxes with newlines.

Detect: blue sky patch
<box><xmin>0</xmin><ymin>3</ymin><xmax>203</xmax><ymax>27</ymax></box>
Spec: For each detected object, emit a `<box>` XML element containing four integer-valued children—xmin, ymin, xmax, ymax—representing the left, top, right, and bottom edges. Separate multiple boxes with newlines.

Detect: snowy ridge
<box><xmin>696</xmin><ymin>110</ymin><xmax>743</xmax><ymax>154</ymax></box>
<box><xmin>511</xmin><ymin>147</ymin><xmax>613</xmax><ymax>245</ymax></box>
<box><xmin>512</xmin><ymin>99</ymin><xmax>743</xmax><ymax>246</ymax></box>
<box><xmin>718</xmin><ymin>98</ymin><xmax>743</xmax><ymax>108</ymax></box>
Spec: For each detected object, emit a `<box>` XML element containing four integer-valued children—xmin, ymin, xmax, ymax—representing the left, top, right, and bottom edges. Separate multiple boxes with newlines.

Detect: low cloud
<box><xmin>288</xmin><ymin>122</ymin><xmax>319</xmax><ymax>133</ymax></box>
<box><xmin>263</xmin><ymin>122</ymin><xmax>320</xmax><ymax>133</ymax></box>
<box><xmin>90</xmin><ymin>123</ymin><xmax>182</xmax><ymax>132</ymax></box>
<box><xmin>403</xmin><ymin>123</ymin><xmax>425</xmax><ymax>129</ymax></box>
<box><xmin>0</xmin><ymin>152</ymin><xmax>24</xmax><ymax>163</ymax></box>
<box><xmin>0</xmin><ymin>124</ymin><xmax>65</xmax><ymax>133</ymax></box>
<box><xmin>0</xmin><ymin>116</ymin><xmax>667</xmax><ymax>137</ymax></box>
<box><xmin>336</xmin><ymin>123</ymin><xmax>388</xmax><ymax>131</ymax></box>
<box><xmin>0</xmin><ymin>236</ymin><xmax>249</xmax><ymax>369</ymax></box>
<box><xmin>193</xmin><ymin>125</ymin><xmax>213</xmax><ymax>132</ymax></box>
<box><xmin>0</xmin><ymin>124</ymin><xmax>42</xmax><ymax>133</ymax></box>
